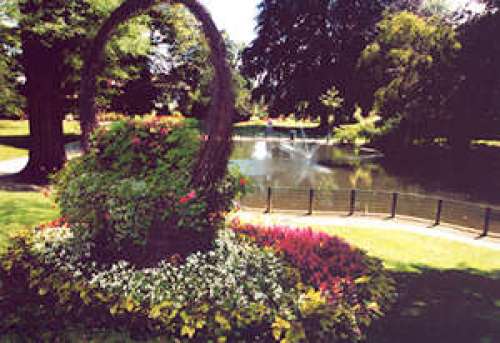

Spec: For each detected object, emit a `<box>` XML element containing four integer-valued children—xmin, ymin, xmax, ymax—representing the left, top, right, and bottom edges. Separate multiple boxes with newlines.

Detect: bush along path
<box><xmin>0</xmin><ymin>117</ymin><xmax>396</xmax><ymax>342</ymax></box>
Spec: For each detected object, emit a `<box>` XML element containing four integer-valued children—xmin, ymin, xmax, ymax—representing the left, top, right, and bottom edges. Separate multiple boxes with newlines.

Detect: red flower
<box><xmin>179</xmin><ymin>191</ymin><xmax>196</xmax><ymax>204</ymax></box>
<box><xmin>230</xmin><ymin>222</ymin><xmax>369</xmax><ymax>303</ymax></box>
<box><xmin>131</xmin><ymin>137</ymin><xmax>141</xmax><ymax>146</ymax></box>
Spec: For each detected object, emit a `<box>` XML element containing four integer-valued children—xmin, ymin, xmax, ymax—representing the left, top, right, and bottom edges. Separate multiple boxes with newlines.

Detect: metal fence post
<box><xmin>308</xmin><ymin>189</ymin><xmax>314</xmax><ymax>215</ymax></box>
<box><xmin>391</xmin><ymin>192</ymin><xmax>399</xmax><ymax>218</ymax></box>
<box><xmin>265</xmin><ymin>187</ymin><xmax>272</xmax><ymax>214</ymax></box>
<box><xmin>482</xmin><ymin>208</ymin><xmax>491</xmax><ymax>237</ymax></box>
<box><xmin>435</xmin><ymin>199</ymin><xmax>443</xmax><ymax>226</ymax></box>
<box><xmin>349</xmin><ymin>190</ymin><xmax>356</xmax><ymax>216</ymax></box>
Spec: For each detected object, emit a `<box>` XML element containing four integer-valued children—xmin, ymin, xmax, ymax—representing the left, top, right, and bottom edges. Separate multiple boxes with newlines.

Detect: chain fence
<box><xmin>240</xmin><ymin>187</ymin><xmax>500</xmax><ymax>238</ymax></box>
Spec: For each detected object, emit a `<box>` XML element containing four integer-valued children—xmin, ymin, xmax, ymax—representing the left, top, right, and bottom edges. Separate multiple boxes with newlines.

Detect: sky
<box><xmin>199</xmin><ymin>0</ymin><xmax>259</xmax><ymax>44</ymax></box>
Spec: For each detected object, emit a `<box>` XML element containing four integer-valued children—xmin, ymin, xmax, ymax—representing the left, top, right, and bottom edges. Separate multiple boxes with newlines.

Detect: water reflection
<box><xmin>230</xmin><ymin>140</ymin><xmax>500</xmax><ymax>207</ymax></box>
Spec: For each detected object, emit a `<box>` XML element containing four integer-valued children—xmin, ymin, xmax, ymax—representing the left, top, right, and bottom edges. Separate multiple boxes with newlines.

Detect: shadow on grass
<box><xmin>0</xmin><ymin>180</ymin><xmax>43</xmax><ymax>192</ymax></box>
<box><xmin>367</xmin><ymin>266</ymin><xmax>500</xmax><ymax>343</ymax></box>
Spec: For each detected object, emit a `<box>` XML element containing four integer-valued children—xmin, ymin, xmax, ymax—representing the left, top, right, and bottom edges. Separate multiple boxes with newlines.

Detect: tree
<box><xmin>319</xmin><ymin>86</ymin><xmax>344</xmax><ymax>129</ymax></box>
<box><xmin>358</xmin><ymin>11</ymin><xmax>461</xmax><ymax>147</ymax></box>
<box><xmin>242</xmin><ymin>0</ymin><xmax>420</xmax><ymax>131</ymax></box>
<box><xmin>447</xmin><ymin>6</ymin><xmax>500</xmax><ymax>148</ymax></box>
<box><xmin>110</xmin><ymin>55</ymin><xmax>159</xmax><ymax>115</ymax></box>
<box><xmin>6</xmin><ymin>0</ymin><xmax>150</xmax><ymax>181</ymax></box>
<box><xmin>0</xmin><ymin>0</ymin><xmax>24</xmax><ymax>118</ymax></box>
<box><xmin>149</xmin><ymin>6</ymin><xmax>251</xmax><ymax>122</ymax></box>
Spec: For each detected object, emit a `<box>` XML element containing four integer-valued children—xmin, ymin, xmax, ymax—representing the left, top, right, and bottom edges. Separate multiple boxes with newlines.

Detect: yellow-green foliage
<box><xmin>359</xmin><ymin>10</ymin><xmax>461</xmax><ymax>133</ymax></box>
<box><xmin>333</xmin><ymin>106</ymin><xmax>384</xmax><ymax>145</ymax></box>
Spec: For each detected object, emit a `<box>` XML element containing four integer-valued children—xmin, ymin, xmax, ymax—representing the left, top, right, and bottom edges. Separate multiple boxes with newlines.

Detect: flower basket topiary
<box><xmin>53</xmin><ymin>116</ymin><xmax>246</xmax><ymax>265</ymax></box>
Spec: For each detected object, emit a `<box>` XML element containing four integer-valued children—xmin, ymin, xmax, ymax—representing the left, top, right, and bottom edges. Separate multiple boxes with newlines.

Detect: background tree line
<box><xmin>242</xmin><ymin>0</ymin><xmax>500</xmax><ymax>150</ymax></box>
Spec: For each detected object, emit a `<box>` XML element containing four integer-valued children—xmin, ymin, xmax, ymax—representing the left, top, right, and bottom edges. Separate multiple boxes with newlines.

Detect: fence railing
<box><xmin>240</xmin><ymin>187</ymin><xmax>500</xmax><ymax>238</ymax></box>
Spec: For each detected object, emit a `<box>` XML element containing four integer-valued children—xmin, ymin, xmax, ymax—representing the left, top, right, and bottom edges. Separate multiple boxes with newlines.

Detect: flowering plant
<box><xmin>231</xmin><ymin>221</ymin><xmax>397</xmax><ymax>333</ymax></box>
<box><xmin>0</xmin><ymin>224</ymin><xmax>395</xmax><ymax>342</ymax></box>
<box><xmin>52</xmin><ymin>116</ymin><xmax>248</xmax><ymax>262</ymax></box>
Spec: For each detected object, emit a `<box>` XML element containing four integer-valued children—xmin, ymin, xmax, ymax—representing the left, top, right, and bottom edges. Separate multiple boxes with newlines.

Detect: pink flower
<box><xmin>131</xmin><ymin>137</ymin><xmax>141</xmax><ymax>146</ymax></box>
<box><xmin>187</xmin><ymin>191</ymin><xmax>197</xmax><ymax>200</ymax></box>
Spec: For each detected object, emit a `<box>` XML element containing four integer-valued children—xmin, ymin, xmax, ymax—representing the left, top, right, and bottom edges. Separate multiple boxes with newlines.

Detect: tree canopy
<box><xmin>242</xmin><ymin>0</ymin><xmax>420</xmax><ymax>129</ymax></box>
<box><xmin>358</xmin><ymin>11</ymin><xmax>461</xmax><ymax>147</ymax></box>
<box><xmin>3</xmin><ymin>0</ymin><xmax>152</xmax><ymax>180</ymax></box>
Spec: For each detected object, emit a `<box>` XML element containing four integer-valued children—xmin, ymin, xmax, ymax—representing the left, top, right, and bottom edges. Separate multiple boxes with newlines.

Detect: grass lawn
<box><xmin>233</xmin><ymin>118</ymin><xmax>324</xmax><ymax>138</ymax></box>
<box><xmin>0</xmin><ymin>120</ymin><xmax>80</xmax><ymax>137</ymax></box>
<box><xmin>0</xmin><ymin>145</ymin><xmax>28</xmax><ymax>162</ymax></box>
<box><xmin>473</xmin><ymin>139</ymin><xmax>500</xmax><ymax>149</ymax></box>
<box><xmin>316</xmin><ymin>225</ymin><xmax>500</xmax><ymax>272</ymax></box>
<box><xmin>0</xmin><ymin>190</ymin><xmax>59</xmax><ymax>252</ymax></box>
<box><xmin>0</xmin><ymin>120</ymin><xmax>81</xmax><ymax>161</ymax></box>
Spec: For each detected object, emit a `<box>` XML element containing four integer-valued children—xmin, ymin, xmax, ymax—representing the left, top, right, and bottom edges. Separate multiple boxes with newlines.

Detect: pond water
<box><xmin>230</xmin><ymin>140</ymin><xmax>500</xmax><ymax>208</ymax></box>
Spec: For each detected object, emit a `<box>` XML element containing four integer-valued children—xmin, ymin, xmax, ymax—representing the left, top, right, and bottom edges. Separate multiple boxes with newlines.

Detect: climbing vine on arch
<box><xmin>80</xmin><ymin>0</ymin><xmax>235</xmax><ymax>188</ymax></box>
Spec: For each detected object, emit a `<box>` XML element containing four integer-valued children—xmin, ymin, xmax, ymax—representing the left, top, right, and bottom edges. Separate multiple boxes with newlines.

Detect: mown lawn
<box><xmin>0</xmin><ymin>145</ymin><xmax>28</xmax><ymax>162</ymax></box>
<box><xmin>235</xmin><ymin>118</ymin><xmax>319</xmax><ymax>129</ymax></box>
<box><xmin>316</xmin><ymin>225</ymin><xmax>500</xmax><ymax>272</ymax></box>
<box><xmin>473</xmin><ymin>139</ymin><xmax>500</xmax><ymax>149</ymax></box>
<box><xmin>233</xmin><ymin>118</ymin><xmax>324</xmax><ymax>138</ymax></box>
<box><xmin>0</xmin><ymin>120</ymin><xmax>80</xmax><ymax>137</ymax></box>
<box><xmin>0</xmin><ymin>190</ymin><xmax>59</xmax><ymax>252</ymax></box>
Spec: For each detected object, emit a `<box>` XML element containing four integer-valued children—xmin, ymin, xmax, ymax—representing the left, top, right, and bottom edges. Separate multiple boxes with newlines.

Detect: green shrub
<box><xmin>52</xmin><ymin>116</ymin><xmax>246</xmax><ymax>263</ymax></box>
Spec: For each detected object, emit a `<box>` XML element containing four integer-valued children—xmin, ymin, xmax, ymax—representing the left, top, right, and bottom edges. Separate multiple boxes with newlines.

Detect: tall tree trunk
<box><xmin>19</xmin><ymin>35</ymin><xmax>66</xmax><ymax>182</ymax></box>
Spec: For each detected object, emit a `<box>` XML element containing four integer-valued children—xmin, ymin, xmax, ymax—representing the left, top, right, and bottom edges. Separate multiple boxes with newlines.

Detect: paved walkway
<box><xmin>233</xmin><ymin>210</ymin><xmax>500</xmax><ymax>250</ymax></box>
<box><xmin>0</xmin><ymin>142</ymin><xmax>81</xmax><ymax>176</ymax></box>
<box><xmin>0</xmin><ymin>157</ymin><xmax>28</xmax><ymax>175</ymax></box>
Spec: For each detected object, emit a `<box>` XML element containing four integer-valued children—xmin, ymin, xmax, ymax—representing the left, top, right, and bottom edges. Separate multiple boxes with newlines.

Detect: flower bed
<box><xmin>231</xmin><ymin>220</ymin><xmax>397</xmax><ymax>334</ymax></box>
<box><xmin>0</xmin><ymin>221</ymin><xmax>396</xmax><ymax>342</ymax></box>
<box><xmin>52</xmin><ymin>116</ymin><xmax>246</xmax><ymax>264</ymax></box>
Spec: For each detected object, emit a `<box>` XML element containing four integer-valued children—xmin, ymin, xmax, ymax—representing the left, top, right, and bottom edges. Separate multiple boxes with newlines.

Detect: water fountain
<box><xmin>278</xmin><ymin>128</ymin><xmax>319</xmax><ymax>161</ymax></box>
